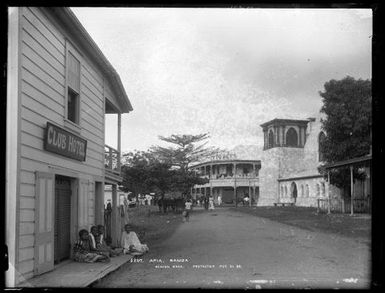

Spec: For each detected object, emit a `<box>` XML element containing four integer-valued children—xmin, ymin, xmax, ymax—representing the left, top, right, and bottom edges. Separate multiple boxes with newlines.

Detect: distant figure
<box><xmin>209</xmin><ymin>196</ymin><xmax>215</xmax><ymax>211</ymax></box>
<box><xmin>121</xmin><ymin>224</ymin><xmax>149</xmax><ymax>256</ymax></box>
<box><xmin>243</xmin><ymin>195</ymin><xmax>249</xmax><ymax>206</ymax></box>
<box><xmin>204</xmin><ymin>197</ymin><xmax>209</xmax><ymax>210</ymax></box>
<box><xmin>183</xmin><ymin>199</ymin><xmax>193</xmax><ymax>222</ymax></box>
<box><xmin>218</xmin><ymin>195</ymin><xmax>222</xmax><ymax>206</ymax></box>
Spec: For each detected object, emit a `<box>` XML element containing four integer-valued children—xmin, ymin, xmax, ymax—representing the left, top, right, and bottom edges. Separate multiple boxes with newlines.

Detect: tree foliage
<box><xmin>150</xmin><ymin>133</ymin><xmax>221</xmax><ymax>172</ymax></box>
<box><xmin>120</xmin><ymin>148</ymin><xmax>208</xmax><ymax>198</ymax></box>
<box><xmin>319</xmin><ymin>76</ymin><xmax>371</xmax><ymax>192</ymax></box>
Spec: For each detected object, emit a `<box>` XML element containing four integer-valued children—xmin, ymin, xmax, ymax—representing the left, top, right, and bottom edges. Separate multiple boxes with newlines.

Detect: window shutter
<box><xmin>67</xmin><ymin>52</ymin><xmax>80</xmax><ymax>93</ymax></box>
<box><xmin>34</xmin><ymin>172</ymin><xmax>55</xmax><ymax>275</ymax></box>
<box><xmin>78</xmin><ymin>179</ymin><xmax>89</xmax><ymax>229</ymax></box>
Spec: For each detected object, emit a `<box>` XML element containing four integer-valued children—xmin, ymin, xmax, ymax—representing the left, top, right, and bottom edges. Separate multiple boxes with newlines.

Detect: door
<box><xmin>54</xmin><ymin>176</ymin><xmax>72</xmax><ymax>264</ymax></box>
<box><xmin>222</xmin><ymin>188</ymin><xmax>234</xmax><ymax>204</ymax></box>
<box><xmin>34</xmin><ymin>172</ymin><xmax>55</xmax><ymax>275</ymax></box>
<box><xmin>291</xmin><ymin>182</ymin><xmax>298</xmax><ymax>204</ymax></box>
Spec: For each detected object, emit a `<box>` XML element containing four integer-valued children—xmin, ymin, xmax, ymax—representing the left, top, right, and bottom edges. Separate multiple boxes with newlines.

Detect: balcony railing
<box><xmin>198</xmin><ymin>173</ymin><xmax>258</xmax><ymax>179</ymax></box>
<box><xmin>105</xmin><ymin>145</ymin><xmax>121</xmax><ymax>176</ymax></box>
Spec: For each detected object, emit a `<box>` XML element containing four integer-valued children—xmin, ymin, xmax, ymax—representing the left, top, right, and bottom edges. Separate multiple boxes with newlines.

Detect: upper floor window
<box><xmin>286</xmin><ymin>127</ymin><xmax>298</xmax><ymax>147</ymax></box>
<box><xmin>268</xmin><ymin>130</ymin><xmax>274</xmax><ymax>148</ymax></box>
<box><xmin>66</xmin><ymin>50</ymin><xmax>80</xmax><ymax>124</ymax></box>
<box><xmin>318</xmin><ymin>131</ymin><xmax>326</xmax><ymax>162</ymax></box>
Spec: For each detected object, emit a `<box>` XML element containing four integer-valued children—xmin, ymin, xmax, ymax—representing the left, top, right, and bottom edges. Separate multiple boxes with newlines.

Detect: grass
<box><xmin>230</xmin><ymin>206</ymin><xmax>371</xmax><ymax>241</ymax></box>
<box><xmin>125</xmin><ymin>205</ymin><xmax>184</xmax><ymax>245</ymax></box>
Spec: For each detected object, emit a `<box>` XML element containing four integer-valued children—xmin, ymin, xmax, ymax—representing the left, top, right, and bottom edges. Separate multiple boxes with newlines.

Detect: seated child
<box><xmin>73</xmin><ymin>229</ymin><xmax>110</xmax><ymax>263</ymax></box>
<box><xmin>120</xmin><ymin>224</ymin><xmax>149</xmax><ymax>256</ymax></box>
<box><xmin>89</xmin><ymin>226</ymin><xmax>110</xmax><ymax>258</ymax></box>
<box><xmin>96</xmin><ymin>225</ymin><xmax>123</xmax><ymax>257</ymax></box>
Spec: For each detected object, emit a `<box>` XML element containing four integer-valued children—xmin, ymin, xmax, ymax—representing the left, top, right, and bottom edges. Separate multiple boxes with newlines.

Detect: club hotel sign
<box><xmin>44</xmin><ymin>122</ymin><xmax>87</xmax><ymax>161</ymax></box>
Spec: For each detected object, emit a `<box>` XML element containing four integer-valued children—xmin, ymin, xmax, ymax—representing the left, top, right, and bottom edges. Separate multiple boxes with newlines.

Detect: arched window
<box><xmin>305</xmin><ymin>184</ymin><xmax>310</xmax><ymax>197</ymax></box>
<box><xmin>316</xmin><ymin>183</ymin><xmax>320</xmax><ymax>197</ymax></box>
<box><xmin>300</xmin><ymin>185</ymin><xmax>304</xmax><ymax>197</ymax></box>
<box><xmin>285</xmin><ymin>186</ymin><xmax>288</xmax><ymax>197</ymax></box>
<box><xmin>281</xmin><ymin>186</ymin><xmax>284</xmax><ymax>197</ymax></box>
<box><xmin>286</xmin><ymin>127</ymin><xmax>298</xmax><ymax>147</ymax></box>
<box><xmin>268</xmin><ymin>130</ymin><xmax>274</xmax><ymax>148</ymax></box>
<box><xmin>318</xmin><ymin>132</ymin><xmax>326</xmax><ymax>162</ymax></box>
<box><xmin>291</xmin><ymin>182</ymin><xmax>298</xmax><ymax>202</ymax></box>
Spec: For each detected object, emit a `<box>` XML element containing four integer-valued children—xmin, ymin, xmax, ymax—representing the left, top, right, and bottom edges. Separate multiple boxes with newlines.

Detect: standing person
<box><xmin>183</xmin><ymin>198</ymin><xmax>193</xmax><ymax>222</ymax></box>
<box><xmin>204</xmin><ymin>196</ymin><xmax>209</xmax><ymax>210</ymax></box>
<box><xmin>209</xmin><ymin>196</ymin><xmax>215</xmax><ymax>211</ymax></box>
<box><xmin>218</xmin><ymin>195</ymin><xmax>222</xmax><ymax>206</ymax></box>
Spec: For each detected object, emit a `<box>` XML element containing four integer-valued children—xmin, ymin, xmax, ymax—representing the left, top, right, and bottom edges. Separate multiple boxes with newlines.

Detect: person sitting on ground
<box><xmin>73</xmin><ymin>229</ymin><xmax>110</xmax><ymax>263</ymax></box>
<box><xmin>89</xmin><ymin>226</ymin><xmax>110</xmax><ymax>258</ymax></box>
<box><xmin>120</xmin><ymin>224</ymin><xmax>149</xmax><ymax>256</ymax></box>
<box><xmin>96</xmin><ymin>225</ymin><xmax>123</xmax><ymax>257</ymax></box>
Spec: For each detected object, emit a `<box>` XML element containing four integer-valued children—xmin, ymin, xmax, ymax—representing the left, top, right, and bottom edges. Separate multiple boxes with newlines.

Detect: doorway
<box><xmin>54</xmin><ymin>176</ymin><xmax>72</xmax><ymax>264</ymax></box>
<box><xmin>291</xmin><ymin>182</ymin><xmax>298</xmax><ymax>204</ymax></box>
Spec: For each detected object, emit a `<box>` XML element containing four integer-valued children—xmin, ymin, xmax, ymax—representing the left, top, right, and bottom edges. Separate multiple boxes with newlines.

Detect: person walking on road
<box><xmin>183</xmin><ymin>198</ymin><xmax>193</xmax><ymax>222</ymax></box>
<box><xmin>209</xmin><ymin>196</ymin><xmax>215</xmax><ymax>211</ymax></box>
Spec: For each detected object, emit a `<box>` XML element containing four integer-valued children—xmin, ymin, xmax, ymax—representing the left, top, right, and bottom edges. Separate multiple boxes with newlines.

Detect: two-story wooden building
<box><xmin>6</xmin><ymin>7</ymin><xmax>132</xmax><ymax>286</ymax></box>
<box><xmin>191</xmin><ymin>160</ymin><xmax>261</xmax><ymax>206</ymax></box>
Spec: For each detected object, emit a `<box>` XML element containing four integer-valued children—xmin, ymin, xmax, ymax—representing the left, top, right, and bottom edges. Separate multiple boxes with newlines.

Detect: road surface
<box><xmin>94</xmin><ymin>207</ymin><xmax>370</xmax><ymax>289</ymax></box>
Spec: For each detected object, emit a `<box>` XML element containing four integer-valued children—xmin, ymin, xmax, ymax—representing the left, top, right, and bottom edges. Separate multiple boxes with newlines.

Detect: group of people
<box><xmin>197</xmin><ymin>196</ymin><xmax>216</xmax><ymax>210</ymax></box>
<box><xmin>73</xmin><ymin>224</ymin><xmax>149</xmax><ymax>263</ymax></box>
<box><xmin>137</xmin><ymin>194</ymin><xmax>153</xmax><ymax>206</ymax></box>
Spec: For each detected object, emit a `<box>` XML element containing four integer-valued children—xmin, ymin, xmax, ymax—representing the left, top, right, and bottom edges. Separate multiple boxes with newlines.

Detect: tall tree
<box><xmin>319</xmin><ymin>76</ymin><xmax>371</xmax><ymax>193</ymax></box>
<box><xmin>121</xmin><ymin>149</ymin><xmax>208</xmax><ymax>199</ymax></box>
<box><xmin>120</xmin><ymin>150</ymin><xmax>172</xmax><ymax>197</ymax></box>
<box><xmin>150</xmin><ymin>133</ymin><xmax>221</xmax><ymax>172</ymax></box>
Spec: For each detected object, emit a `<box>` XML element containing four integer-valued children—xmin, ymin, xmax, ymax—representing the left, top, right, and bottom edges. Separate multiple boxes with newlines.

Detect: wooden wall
<box><xmin>16</xmin><ymin>7</ymin><xmax>119</xmax><ymax>281</ymax></box>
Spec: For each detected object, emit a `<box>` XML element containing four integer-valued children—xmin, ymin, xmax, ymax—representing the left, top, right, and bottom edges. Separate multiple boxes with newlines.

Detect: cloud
<box><xmin>71</xmin><ymin>8</ymin><xmax>372</xmax><ymax>152</ymax></box>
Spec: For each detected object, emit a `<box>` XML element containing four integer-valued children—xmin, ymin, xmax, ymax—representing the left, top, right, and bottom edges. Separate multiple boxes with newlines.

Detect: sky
<box><xmin>71</xmin><ymin>8</ymin><xmax>372</xmax><ymax>156</ymax></box>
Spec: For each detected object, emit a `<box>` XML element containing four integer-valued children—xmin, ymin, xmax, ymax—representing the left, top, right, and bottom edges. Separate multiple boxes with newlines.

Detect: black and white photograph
<box><xmin>4</xmin><ymin>4</ymin><xmax>379</xmax><ymax>289</ymax></box>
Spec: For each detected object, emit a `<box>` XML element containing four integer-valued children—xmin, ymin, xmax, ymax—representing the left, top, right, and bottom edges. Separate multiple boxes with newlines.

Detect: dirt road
<box><xmin>94</xmin><ymin>207</ymin><xmax>370</xmax><ymax>289</ymax></box>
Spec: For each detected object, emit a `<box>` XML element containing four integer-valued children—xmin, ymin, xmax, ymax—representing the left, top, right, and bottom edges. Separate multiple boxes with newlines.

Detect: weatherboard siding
<box><xmin>16</xmin><ymin>7</ymin><xmax>118</xmax><ymax>282</ymax></box>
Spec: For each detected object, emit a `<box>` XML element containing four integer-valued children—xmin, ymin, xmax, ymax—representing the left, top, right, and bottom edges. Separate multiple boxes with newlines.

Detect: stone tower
<box><xmin>258</xmin><ymin>118</ymin><xmax>316</xmax><ymax>206</ymax></box>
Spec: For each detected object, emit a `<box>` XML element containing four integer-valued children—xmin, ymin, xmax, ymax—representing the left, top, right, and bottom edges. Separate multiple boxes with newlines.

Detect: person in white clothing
<box><xmin>120</xmin><ymin>224</ymin><xmax>149</xmax><ymax>256</ymax></box>
<box><xmin>209</xmin><ymin>196</ymin><xmax>215</xmax><ymax>211</ymax></box>
<box><xmin>183</xmin><ymin>199</ymin><xmax>193</xmax><ymax>222</ymax></box>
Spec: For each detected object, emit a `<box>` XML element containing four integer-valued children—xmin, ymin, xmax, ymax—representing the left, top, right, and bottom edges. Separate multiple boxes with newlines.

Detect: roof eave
<box><xmin>47</xmin><ymin>7</ymin><xmax>133</xmax><ymax>114</ymax></box>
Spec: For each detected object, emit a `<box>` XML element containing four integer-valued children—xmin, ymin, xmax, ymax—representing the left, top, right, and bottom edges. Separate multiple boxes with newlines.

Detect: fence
<box><xmin>317</xmin><ymin>198</ymin><xmax>371</xmax><ymax>214</ymax></box>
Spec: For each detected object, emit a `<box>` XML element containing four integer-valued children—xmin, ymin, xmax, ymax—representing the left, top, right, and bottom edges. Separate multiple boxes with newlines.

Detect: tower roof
<box><xmin>260</xmin><ymin>118</ymin><xmax>310</xmax><ymax>129</ymax></box>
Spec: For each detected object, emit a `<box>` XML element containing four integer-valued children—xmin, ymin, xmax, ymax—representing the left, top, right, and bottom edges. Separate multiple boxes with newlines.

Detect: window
<box><xmin>66</xmin><ymin>51</ymin><xmax>80</xmax><ymax>124</ymax></box>
<box><xmin>305</xmin><ymin>184</ymin><xmax>310</xmax><ymax>197</ymax></box>
<box><xmin>268</xmin><ymin>130</ymin><xmax>274</xmax><ymax>148</ymax></box>
<box><xmin>300</xmin><ymin>185</ymin><xmax>304</xmax><ymax>197</ymax></box>
<box><xmin>286</xmin><ymin>127</ymin><xmax>298</xmax><ymax>147</ymax></box>
<box><xmin>67</xmin><ymin>88</ymin><xmax>79</xmax><ymax>123</ymax></box>
<box><xmin>318</xmin><ymin>132</ymin><xmax>326</xmax><ymax>162</ymax></box>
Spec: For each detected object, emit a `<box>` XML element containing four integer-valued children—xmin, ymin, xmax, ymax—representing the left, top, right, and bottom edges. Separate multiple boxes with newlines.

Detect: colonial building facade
<box><xmin>6</xmin><ymin>7</ymin><xmax>132</xmax><ymax>286</ymax></box>
<box><xmin>191</xmin><ymin>160</ymin><xmax>261</xmax><ymax>205</ymax></box>
<box><xmin>258</xmin><ymin>115</ymin><xmax>370</xmax><ymax>209</ymax></box>
<box><xmin>192</xmin><ymin>115</ymin><xmax>370</xmax><ymax>210</ymax></box>
<box><xmin>258</xmin><ymin>117</ymin><xmax>330</xmax><ymax>206</ymax></box>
